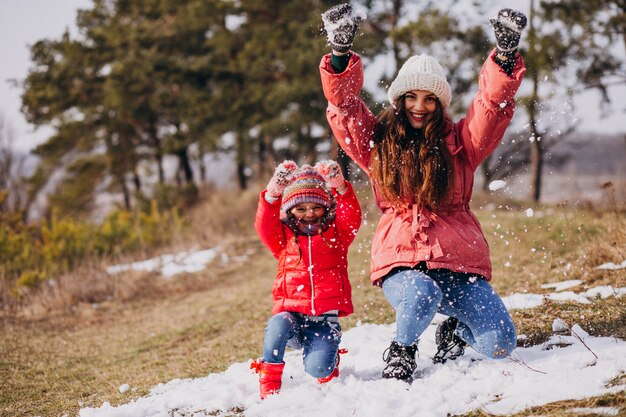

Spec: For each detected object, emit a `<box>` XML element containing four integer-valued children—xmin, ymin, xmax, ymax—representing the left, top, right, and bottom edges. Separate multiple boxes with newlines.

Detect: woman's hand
<box><xmin>490</xmin><ymin>9</ymin><xmax>527</xmax><ymax>53</ymax></box>
<box><xmin>321</xmin><ymin>3</ymin><xmax>363</xmax><ymax>54</ymax></box>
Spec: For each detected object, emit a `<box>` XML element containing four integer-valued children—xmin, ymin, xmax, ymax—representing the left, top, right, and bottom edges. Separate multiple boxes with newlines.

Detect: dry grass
<box><xmin>1</xmin><ymin>241</ymin><xmax>273</xmax><ymax>416</ymax></box>
<box><xmin>1</xmin><ymin>186</ymin><xmax>625</xmax><ymax>417</ymax></box>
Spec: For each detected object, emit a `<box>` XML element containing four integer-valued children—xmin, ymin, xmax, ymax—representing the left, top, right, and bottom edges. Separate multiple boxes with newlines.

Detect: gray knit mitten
<box><xmin>490</xmin><ymin>8</ymin><xmax>527</xmax><ymax>53</ymax></box>
<box><xmin>321</xmin><ymin>3</ymin><xmax>362</xmax><ymax>53</ymax></box>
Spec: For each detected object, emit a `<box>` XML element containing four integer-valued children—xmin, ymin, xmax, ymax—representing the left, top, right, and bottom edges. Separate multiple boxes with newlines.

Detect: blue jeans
<box><xmin>262</xmin><ymin>311</ymin><xmax>342</xmax><ymax>378</ymax></box>
<box><xmin>382</xmin><ymin>268</ymin><xmax>516</xmax><ymax>359</ymax></box>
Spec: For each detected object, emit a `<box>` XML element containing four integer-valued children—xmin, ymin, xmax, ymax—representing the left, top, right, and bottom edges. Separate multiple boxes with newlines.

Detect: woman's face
<box><xmin>290</xmin><ymin>202</ymin><xmax>326</xmax><ymax>224</ymax></box>
<box><xmin>404</xmin><ymin>90</ymin><xmax>438</xmax><ymax>129</ymax></box>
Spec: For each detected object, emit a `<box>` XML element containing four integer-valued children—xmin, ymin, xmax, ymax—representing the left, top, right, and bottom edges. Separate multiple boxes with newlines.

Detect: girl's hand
<box><xmin>315</xmin><ymin>160</ymin><xmax>346</xmax><ymax>192</ymax></box>
<box><xmin>266</xmin><ymin>161</ymin><xmax>298</xmax><ymax>198</ymax></box>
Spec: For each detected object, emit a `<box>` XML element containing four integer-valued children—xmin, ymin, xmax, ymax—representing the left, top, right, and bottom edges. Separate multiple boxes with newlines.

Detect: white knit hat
<box><xmin>387</xmin><ymin>54</ymin><xmax>452</xmax><ymax>109</ymax></box>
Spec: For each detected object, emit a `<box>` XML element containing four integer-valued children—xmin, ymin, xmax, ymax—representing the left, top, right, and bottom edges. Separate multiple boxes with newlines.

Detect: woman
<box><xmin>319</xmin><ymin>4</ymin><xmax>527</xmax><ymax>381</ymax></box>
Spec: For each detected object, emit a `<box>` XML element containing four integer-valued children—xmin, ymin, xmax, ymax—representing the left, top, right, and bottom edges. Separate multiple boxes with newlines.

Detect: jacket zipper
<box><xmin>307</xmin><ymin>235</ymin><xmax>316</xmax><ymax>315</ymax></box>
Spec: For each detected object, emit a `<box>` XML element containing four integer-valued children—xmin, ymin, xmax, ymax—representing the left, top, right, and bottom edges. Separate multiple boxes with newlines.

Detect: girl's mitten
<box><xmin>266</xmin><ymin>160</ymin><xmax>298</xmax><ymax>198</ymax></box>
<box><xmin>315</xmin><ymin>160</ymin><xmax>345</xmax><ymax>190</ymax></box>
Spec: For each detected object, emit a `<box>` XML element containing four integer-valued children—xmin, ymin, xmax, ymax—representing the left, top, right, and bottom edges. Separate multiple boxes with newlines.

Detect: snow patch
<box><xmin>541</xmin><ymin>279</ymin><xmax>583</xmax><ymax>292</ymax></box>
<box><xmin>106</xmin><ymin>247</ymin><xmax>234</xmax><ymax>277</ymax></box>
<box><xmin>79</xmin><ymin>321</ymin><xmax>626</xmax><ymax>417</ymax></box>
<box><xmin>595</xmin><ymin>260</ymin><xmax>626</xmax><ymax>270</ymax></box>
<box><xmin>552</xmin><ymin>318</ymin><xmax>569</xmax><ymax>333</ymax></box>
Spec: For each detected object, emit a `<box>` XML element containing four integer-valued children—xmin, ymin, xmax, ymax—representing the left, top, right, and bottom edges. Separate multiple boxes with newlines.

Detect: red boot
<box><xmin>317</xmin><ymin>348</ymin><xmax>348</xmax><ymax>384</ymax></box>
<box><xmin>250</xmin><ymin>359</ymin><xmax>285</xmax><ymax>399</ymax></box>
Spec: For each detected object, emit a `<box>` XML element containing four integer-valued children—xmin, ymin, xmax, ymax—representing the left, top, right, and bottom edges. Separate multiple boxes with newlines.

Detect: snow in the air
<box><xmin>488</xmin><ymin>180</ymin><xmax>507</xmax><ymax>191</ymax></box>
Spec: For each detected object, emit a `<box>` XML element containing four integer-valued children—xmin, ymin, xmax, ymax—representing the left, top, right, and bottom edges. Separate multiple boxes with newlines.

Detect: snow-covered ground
<box><xmin>78</xmin><ymin>318</ymin><xmax>625</xmax><ymax>417</ymax></box>
<box><xmin>82</xmin><ymin>260</ymin><xmax>626</xmax><ymax>417</ymax></box>
<box><xmin>106</xmin><ymin>247</ymin><xmax>250</xmax><ymax>278</ymax></box>
<box><xmin>107</xmin><ymin>248</ymin><xmax>224</xmax><ymax>277</ymax></box>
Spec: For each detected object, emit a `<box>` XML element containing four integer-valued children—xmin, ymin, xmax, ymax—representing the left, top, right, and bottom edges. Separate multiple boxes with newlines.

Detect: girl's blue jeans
<box><xmin>262</xmin><ymin>311</ymin><xmax>341</xmax><ymax>378</ymax></box>
<box><xmin>382</xmin><ymin>267</ymin><xmax>516</xmax><ymax>359</ymax></box>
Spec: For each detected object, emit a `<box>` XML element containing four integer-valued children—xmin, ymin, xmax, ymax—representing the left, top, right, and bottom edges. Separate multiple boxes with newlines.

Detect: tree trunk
<box><xmin>119</xmin><ymin>173</ymin><xmax>131</xmax><ymax>210</ymax></box>
<box><xmin>301</xmin><ymin>124</ymin><xmax>316</xmax><ymax>166</ymax></box>
<box><xmin>330</xmin><ymin>131</ymin><xmax>338</xmax><ymax>161</ymax></box>
<box><xmin>236</xmin><ymin>132</ymin><xmax>248</xmax><ymax>189</ymax></box>
<box><xmin>237</xmin><ymin>161</ymin><xmax>247</xmax><ymax>189</ymax></box>
<box><xmin>338</xmin><ymin>147</ymin><xmax>352</xmax><ymax>182</ymax></box>
<box><xmin>258</xmin><ymin>134</ymin><xmax>274</xmax><ymax>180</ymax></box>
<box><xmin>156</xmin><ymin>151</ymin><xmax>165</xmax><ymax>184</ymax></box>
<box><xmin>528</xmin><ymin>0</ymin><xmax>543</xmax><ymax>202</ymax></box>
<box><xmin>148</xmin><ymin>124</ymin><xmax>165</xmax><ymax>184</ymax></box>
<box><xmin>529</xmin><ymin>127</ymin><xmax>543</xmax><ymax>201</ymax></box>
<box><xmin>391</xmin><ymin>0</ymin><xmax>403</xmax><ymax>70</ymax></box>
<box><xmin>133</xmin><ymin>168</ymin><xmax>141</xmax><ymax>193</ymax></box>
<box><xmin>480</xmin><ymin>155</ymin><xmax>493</xmax><ymax>192</ymax></box>
<box><xmin>197</xmin><ymin>141</ymin><xmax>207</xmax><ymax>183</ymax></box>
<box><xmin>175</xmin><ymin>146</ymin><xmax>194</xmax><ymax>184</ymax></box>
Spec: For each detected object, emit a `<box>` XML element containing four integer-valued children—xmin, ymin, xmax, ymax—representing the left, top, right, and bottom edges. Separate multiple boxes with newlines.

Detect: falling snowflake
<box><xmin>489</xmin><ymin>180</ymin><xmax>506</xmax><ymax>191</ymax></box>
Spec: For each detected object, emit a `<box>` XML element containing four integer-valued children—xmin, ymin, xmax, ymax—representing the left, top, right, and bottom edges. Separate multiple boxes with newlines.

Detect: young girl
<box><xmin>251</xmin><ymin>160</ymin><xmax>361</xmax><ymax>399</ymax></box>
<box><xmin>320</xmin><ymin>5</ymin><xmax>527</xmax><ymax>381</ymax></box>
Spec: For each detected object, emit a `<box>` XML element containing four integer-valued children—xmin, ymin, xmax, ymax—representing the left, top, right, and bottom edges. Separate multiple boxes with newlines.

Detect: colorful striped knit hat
<box><xmin>281</xmin><ymin>165</ymin><xmax>333</xmax><ymax>213</ymax></box>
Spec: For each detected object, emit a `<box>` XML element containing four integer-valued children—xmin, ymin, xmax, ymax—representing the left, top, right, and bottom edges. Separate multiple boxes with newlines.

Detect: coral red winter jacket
<box><xmin>255</xmin><ymin>182</ymin><xmax>362</xmax><ymax>317</ymax></box>
<box><xmin>319</xmin><ymin>50</ymin><xmax>526</xmax><ymax>285</ymax></box>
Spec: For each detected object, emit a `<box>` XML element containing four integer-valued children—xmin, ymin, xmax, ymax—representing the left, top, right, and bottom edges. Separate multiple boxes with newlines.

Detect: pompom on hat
<box><xmin>387</xmin><ymin>54</ymin><xmax>452</xmax><ymax>109</ymax></box>
<box><xmin>281</xmin><ymin>165</ymin><xmax>333</xmax><ymax>213</ymax></box>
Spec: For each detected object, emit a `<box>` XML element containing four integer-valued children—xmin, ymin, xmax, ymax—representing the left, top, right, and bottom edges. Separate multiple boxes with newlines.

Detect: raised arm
<box><xmin>315</xmin><ymin>160</ymin><xmax>362</xmax><ymax>246</ymax></box>
<box><xmin>254</xmin><ymin>191</ymin><xmax>287</xmax><ymax>259</ymax></box>
<box><xmin>320</xmin><ymin>4</ymin><xmax>375</xmax><ymax>173</ymax></box>
<box><xmin>319</xmin><ymin>53</ymin><xmax>377</xmax><ymax>173</ymax></box>
<box><xmin>254</xmin><ymin>161</ymin><xmax>297</xmax><ymax>258</ymax></box>
<box><xmin>332</xmin><ymin>182</ymin><xmax>362</xmax><ymax>247</ymax></box>
<box><xmin>457</xmin><ymin>9</ymin><xmax>528</xmax><ymax>170</ymax></box>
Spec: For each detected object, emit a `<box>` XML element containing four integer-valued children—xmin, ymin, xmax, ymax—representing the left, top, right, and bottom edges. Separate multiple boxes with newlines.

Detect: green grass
<box><xmin>1</xmin><ymin>191</ymin><xmax>624</xmax><ymax>417</ymax></box>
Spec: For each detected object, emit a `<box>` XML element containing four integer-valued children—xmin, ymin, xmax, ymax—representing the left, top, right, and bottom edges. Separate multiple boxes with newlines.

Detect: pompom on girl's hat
<box><xmin>281</xmin><ymin>165</ymin><xmax>333</xmax><ymax>213</ymax></box>
<box><xmin>387</xmin><ymin>54</ymin><xmax>452</xmax><ymax>109</ymax></box>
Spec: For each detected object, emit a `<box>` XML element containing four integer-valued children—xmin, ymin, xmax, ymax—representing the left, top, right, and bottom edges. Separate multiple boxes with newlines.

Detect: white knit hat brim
<box><xmin>387</xmin><ymin>54</ymin><xmax>452</xmax><ymax>109</ymax></box>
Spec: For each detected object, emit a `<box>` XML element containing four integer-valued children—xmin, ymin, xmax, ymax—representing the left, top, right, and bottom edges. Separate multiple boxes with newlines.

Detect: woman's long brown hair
<box><xmin>370</xmin><ymin>95</ymin><xmax>454</xmax><ymax>210</ymax></box>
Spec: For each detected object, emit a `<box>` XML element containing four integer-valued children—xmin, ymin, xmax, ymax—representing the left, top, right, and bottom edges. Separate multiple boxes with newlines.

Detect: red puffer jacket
<box><xmin>319</xmin><ymin>50</ymin><xmax>526</xmax><ymax>285</ymax></box>
<box><xmin>255</xmin><ymin>182</ymin><xmax>362</xmax><ymax>317</ymax></box>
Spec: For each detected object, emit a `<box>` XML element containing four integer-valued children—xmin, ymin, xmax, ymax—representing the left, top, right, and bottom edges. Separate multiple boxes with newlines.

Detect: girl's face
<box><xmin>404</xmin><ymin>90</ymin><xmax>438</xmax><ymax>129</ymax></box>
<box><xmin>290</xmin><ymin>202</ymin><xmax>326</xmax><ymax>224</ymax></box>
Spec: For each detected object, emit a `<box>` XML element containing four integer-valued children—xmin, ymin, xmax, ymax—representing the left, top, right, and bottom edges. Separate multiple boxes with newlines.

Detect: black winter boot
<box><xmin>382</xmin><ymin>341</ymin><xmax>418</xmax><ymax>381</ymax></box>
<box><xmin>433</xmin><ymin>317</ymin><xmax>467</xmax><ymax>364</ymax></box>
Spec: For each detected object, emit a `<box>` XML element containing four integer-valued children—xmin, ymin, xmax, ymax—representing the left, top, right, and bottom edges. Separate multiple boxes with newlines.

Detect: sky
<box><xmin>0</xmin><ymin>0</ymin><xmax>92</xmax><ymax>152</ymax></box>
<box><xmin>0</xmin><ymin>1</ymin><xmax>625</xmax><ymax>154</ymax></box>
<box><xmin>77</xmin><ymin>245</ymin><xmax>626</xmax><ymax>417</ymax></box>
